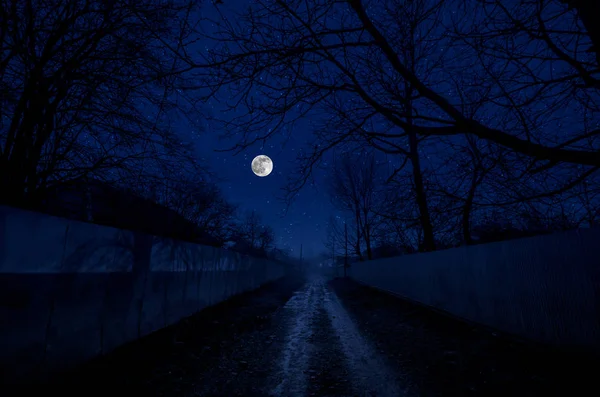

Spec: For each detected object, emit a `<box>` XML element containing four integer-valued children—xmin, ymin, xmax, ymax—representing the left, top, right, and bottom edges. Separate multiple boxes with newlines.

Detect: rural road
<box><xmin>12</xmin><ymin>273</ymin><xmax>600</xmax><ymax>397</ymax></box>
<box><xmin>267</xmin><ymin>276</ymin><xmax>410</xmax><ymax>397</ymax></box>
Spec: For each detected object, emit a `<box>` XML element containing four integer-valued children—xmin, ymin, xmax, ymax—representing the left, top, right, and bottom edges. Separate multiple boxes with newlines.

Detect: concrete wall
<box><xmin>0</xmin><ymin>205</ymin><xmax>284</xmax><ymax>383</ymax></box>
<box><xmin>350</xmin><ymin>227</ymin><xmax>600</xmax><ymax>352</ymax></box>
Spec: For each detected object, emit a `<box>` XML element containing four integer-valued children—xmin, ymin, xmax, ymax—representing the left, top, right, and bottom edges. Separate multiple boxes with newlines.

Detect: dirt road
<box><xmin>268</xmin><ymin>277</ymin><xmax>408</xmax><ymax>396</ymax></box>
<box><xmin>10</xmin><ymin>274</ymin><xmax>599</xmax><ymax>397</ymax></box>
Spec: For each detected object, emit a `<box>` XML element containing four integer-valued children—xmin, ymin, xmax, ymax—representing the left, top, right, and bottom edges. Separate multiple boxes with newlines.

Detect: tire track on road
<box><xmin>323</xmin><ymin>280</ymin><xmax>411</xmax><ymax>397</ymax></box>
<box><xmin>270</xmin><ymin>277</ymin><xmax>410</xmax><ymax>397</ymax></box>
<box><xmin>269</xmin><ymin>282</ymin><xmax>317</xmax><ymax>396</ymax></box>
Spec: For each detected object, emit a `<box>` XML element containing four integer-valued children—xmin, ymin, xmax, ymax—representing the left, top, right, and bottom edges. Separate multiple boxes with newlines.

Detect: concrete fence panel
<box><xmin>0</xmin><ymin>205</ymin><xmax>284</xmax><ymax>384</ymax></box>
<box><xmin>350</xmin><ymin>228</ymin><xmax>600</xmax><ymax>351</ymax></box>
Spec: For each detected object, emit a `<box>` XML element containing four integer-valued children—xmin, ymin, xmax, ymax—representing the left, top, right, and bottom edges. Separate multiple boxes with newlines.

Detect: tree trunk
<box><xmin>405</xmin><ymin>31</ymin><xmax>435</xmax><ymax>252</ymax></box>
<box><xmin>406</xmin><ymin>115</ymin><xmax>435</xmax><ymax>252</ymax></box>
<box><xmin>354</xmin><ymin>209</ymin><xmax>364</xmax><ymax>260</ymax></box>
<box><xmin>364</xmin><ymin>220</ymin><xmax>372</xmax><ymax>260</ymax></box>
<box><xmin>462</xmin><ymin>182</ymin><xmax>476</xmax><ymax>245</ymax></box>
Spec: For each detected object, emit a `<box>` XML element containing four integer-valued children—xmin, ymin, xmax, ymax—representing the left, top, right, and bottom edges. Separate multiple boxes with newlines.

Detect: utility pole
<box><xmin>344</xmin><ymin>222</ymin><xmax>348</xmax><ymax>278</ymax></box>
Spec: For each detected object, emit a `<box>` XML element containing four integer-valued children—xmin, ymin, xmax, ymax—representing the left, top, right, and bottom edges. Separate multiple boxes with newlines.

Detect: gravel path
<box><xmin>8</xmin><ymin>273</ymin><xmax>600</xmax><ymax>397</ymax></box>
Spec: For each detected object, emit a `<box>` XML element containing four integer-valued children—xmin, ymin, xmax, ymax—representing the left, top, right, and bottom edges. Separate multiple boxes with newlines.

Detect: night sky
<box><xmin>186</xmin><ymin>1</ymin><xmax>337</xmax><ymax>259</ymax></box>
<box><xmin>184</xmin><ymin>0</ymin><xmax>448</xmax><ymax>258</ymax></box>
<box><xmin>198</xmin><ymin>113</ymin><xmax>335</xmax><ymax>259</ymax></box>
<box><xmin>167</xmin><ymin>0</ymin><xmax>595</xmax><ymax>258</ymax></box>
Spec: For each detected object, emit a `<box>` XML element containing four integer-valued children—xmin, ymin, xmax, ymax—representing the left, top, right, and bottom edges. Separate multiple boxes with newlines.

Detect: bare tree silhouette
<box><xmin>229</xmin><ymin>210</ymin><xmax>276</xmax><ymax>257</ymax></box>
<box><xmin>327</xmin><ymin>151</ymin><xmax>388</xmax><ymax>259</ymax></box>
<box><xmin>0</xmin><ymin>0</ymin><xmax>202</xmax><ymax>206</ymax></box>
<box><xmin>186</xmin><ymin>0</ymin><xmax>599</xmax><ymax>177</ymax></box>
<box><xmin>180</xmin><ymin>0</ymin><xmax>600</xmax><ymax>251</ymax></box>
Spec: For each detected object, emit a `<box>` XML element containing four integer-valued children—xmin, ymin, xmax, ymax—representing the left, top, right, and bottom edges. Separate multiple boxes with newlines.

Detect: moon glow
<box><xmin>251</xmin><ymin>155</ymin><xmax>273</xmax><ymax>177</ymax></box>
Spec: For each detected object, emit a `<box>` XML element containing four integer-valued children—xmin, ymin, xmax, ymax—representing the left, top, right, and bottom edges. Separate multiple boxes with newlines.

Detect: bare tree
<box><xmin>0</xmin><ymin>0</ymin><xmax>201</xmax><ymax>206</ymax></box>
<box><xmin>132</xmin><ymin>174</ymin><xmax>238</xmax><ymax>245</ymax></box>
<box><xmin>192</xmin><ymin>0</ymin><xmax>455</xmax><ymax>248</ymax></box>
<box><xmin>425</xmin><ymin>135</ymin><xmax>503</xmax><ymax>244</ymax></box>
<box><xmin>121</xmin><ymin>0</ymin><xmax>600</xmax><ymax>254</ymax></box>
<box><xmin>183</xmin><ymin>0</ymin><xmax>600</xmax><ymax>202</ymax></box>
<box><xmin>443</xmin><ymin>0</ymin><xmax>599</xmax><ymax>163</ymax></box>
<box><xmin>328</xmin><ymin>150</ymin><xmax>390</xmax><ymax>259</ymax></box>
<box><xmin>258</xmin><ymin>225</ymin><xmax>275</xmax><ymax>251</ymax></box>
<box><xmin>323</xmin><ymin>214</ymin><xmax>346</xmax><ymax>259</ymax></box>
<box><xmin>238</xmin><ymin>211</ymin><xmax>262</xmax><ymax>249</ymax></box>
<box><xmin>375</xmin><ymin>174</ymin><xmax>438</xmax><ymax>252</ymax></box>
<box><xmin>574</xmin><ymin>179</ymin><xmax>600</xmax><ymax>227</ymax></box>
<box><xmin>430</xmin><ymin>129</ymin><xmax>600</xmax><ymax>246</ymax></box>
<box><xmin>231</xmin><ymin>210</ymin><xmax>276</xmax><ymax>256</ymax></box>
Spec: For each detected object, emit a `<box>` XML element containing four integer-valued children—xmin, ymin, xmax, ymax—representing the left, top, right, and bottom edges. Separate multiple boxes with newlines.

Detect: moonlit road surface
<box><xmin>269</xmin><ymin>277</ymin><xmax>411</xmax><ymax>397</ymax></box>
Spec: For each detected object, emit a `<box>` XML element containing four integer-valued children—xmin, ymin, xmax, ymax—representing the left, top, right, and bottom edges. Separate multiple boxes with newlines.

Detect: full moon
<box><xmin>251</xmin><ymin>155</ymin><xmax>273</xmax><ymax>177</ymax></box>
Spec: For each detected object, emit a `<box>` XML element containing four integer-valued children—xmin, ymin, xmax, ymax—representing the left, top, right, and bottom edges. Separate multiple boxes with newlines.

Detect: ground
<box><xmin>9</xmin><ymin>274</ymin><xmax>600</xmax><ymax>397</ymax></box>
